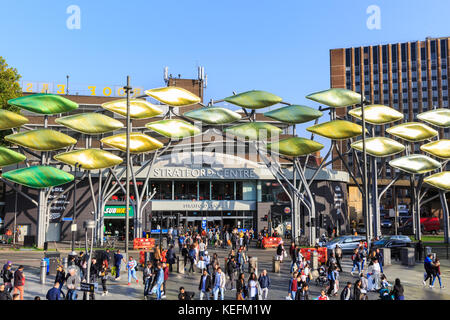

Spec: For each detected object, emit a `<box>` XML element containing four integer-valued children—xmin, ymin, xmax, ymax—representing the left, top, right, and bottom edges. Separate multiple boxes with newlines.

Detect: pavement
<box><xmin>1</xmin><ymin>245</ymin><xmax>449</xmax><ymax>300</ymax></box>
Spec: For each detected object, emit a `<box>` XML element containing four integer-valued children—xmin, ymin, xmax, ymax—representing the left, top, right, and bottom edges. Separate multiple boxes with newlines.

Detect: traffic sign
<box><xmin>80</xmin><ymin>282</ymin><xmax>95</xmax><ymax>293</ymax></box>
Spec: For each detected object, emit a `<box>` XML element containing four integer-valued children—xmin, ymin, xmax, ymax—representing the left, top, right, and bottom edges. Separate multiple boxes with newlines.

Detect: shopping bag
<box><xmin>111</xmin><ymin>266</ymin><xmax>116</xmax><ymax>277</ymax></box>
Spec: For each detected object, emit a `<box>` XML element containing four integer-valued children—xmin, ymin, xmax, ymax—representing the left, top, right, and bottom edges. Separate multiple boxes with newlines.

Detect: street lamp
<box><xmin>71</xmin><ymin>162</ymin><xmax>82</xmax><ymax>252</ymax></box>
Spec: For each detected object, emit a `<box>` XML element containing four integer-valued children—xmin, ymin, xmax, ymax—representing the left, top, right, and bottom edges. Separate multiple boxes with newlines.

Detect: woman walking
<box><xmin>127</xmin><ymin>256</ymin><xmax>139</xmax><ymax>285</ymax></box>
<box><xmin>247</xmin><ymin>273</ymin><xmax>260</xmax><ymax>300</ymax></box>
<box><xmin>431</xmin><ymin>258</ymin><xmax>444</xmax><ymax>289</ymax></box>
<box><xmin>391</xmin><ymin>278</ymin><xmax>405</xmax><ymax>300</ymax></box>
<box><xmin>99</xmin><ymin>261</ymin><xmax>109</xmax><ymax>296</ymax></box>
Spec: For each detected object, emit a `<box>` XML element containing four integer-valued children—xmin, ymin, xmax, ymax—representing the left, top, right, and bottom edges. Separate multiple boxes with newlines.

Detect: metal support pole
<box><xmin>441</xmin><ymin>192</ymin><xmax>450</xmax><ymax>244</ymax></box>
<box><xmin>124</xmin><ymin>76</ymin><xmax>132</xmax><ymax>258</ymax></box>
<box><xmin>71</xmin><ymin>163</ymin><xmax>78</xmax><ymax>252</ymax></box>
<box><xmin>394</xmin><ymin>186</ymin><xmax>398</xmax><ymax>235</ymax></box>
<box><xmin>360</xmin><ymin>95</ymin><xmax>370</xmax><ymax>245</ymax></box>
<box><xmin>371</xmin><ymin>156</ymin><xmax>380</xmax><ymax>238</ymax></box>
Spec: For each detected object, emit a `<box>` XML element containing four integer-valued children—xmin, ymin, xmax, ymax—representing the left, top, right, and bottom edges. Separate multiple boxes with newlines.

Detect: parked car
<box><xmin>371</xmin><ymin>236</ymin><xmax>411</xmax><ymax>257</ymax></box>
<box><xmin>381</xmin><ymin>219</ymin><xmax>393</xmax><ymax>229</ymax></box>
<box><xmin>325</xmin><ymin>235</ymin><xmax>366</xmax><ymax>254</ymax></box>
<box><xmin>398</xmin><ymin>217</ymin><xmax>440</xmax><ymax>235</ymax></box>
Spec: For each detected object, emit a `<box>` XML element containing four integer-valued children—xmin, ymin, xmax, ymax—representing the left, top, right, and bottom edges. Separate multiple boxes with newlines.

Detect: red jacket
<box><xmin>163</xmin><ymin>266</ymin><xmax>169</xmax><ymax>281</ymax></box>
<box><xmin>14</xmin><ymin>270</ymin><xmax>25</xmax><ymax>287</ymax></box>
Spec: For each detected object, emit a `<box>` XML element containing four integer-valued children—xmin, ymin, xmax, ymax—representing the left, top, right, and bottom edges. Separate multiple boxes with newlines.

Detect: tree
<box><xmin>0</xmin><ymin>56</ymin><xmax>22</xmax><ymax>145</ymax></box>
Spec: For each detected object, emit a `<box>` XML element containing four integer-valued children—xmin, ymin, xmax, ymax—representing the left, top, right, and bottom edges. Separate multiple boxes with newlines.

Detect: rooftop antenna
<box><xmin>66</xmin><ymin>75</ymin><xmax>70</xmax><ymax>95</ymax></box>
<box><xmin>164</xmin><ymin>67</ymin><xmax>169</xmax><ymax>84</ymax></box>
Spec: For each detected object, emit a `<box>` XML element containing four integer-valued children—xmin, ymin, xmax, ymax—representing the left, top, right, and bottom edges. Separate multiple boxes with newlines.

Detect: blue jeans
<box><xmin>432</xmin><ymin>274</ymin><xmax>442</xmax><ymax>287</ymax></box>
<box><xmin>128</xmin><ymin>269</ymin><xmax>138</xmax><ymax>283</ymax></box>
<box><xmin>115</xmin><ymin>264</ymin><xmax>121</xmax><ymax>278</ymax></box>
<box><xmin>290</xmin><ymin>261</ymin><xmax>297</xmax><ymax>273</ymax></box>
<box><xmin>213</xmin><ymin>287</ymin><xmax>224</xmax><ymax>300</ymax></box>
<box><xmin>67</xmin><ymin>289</ymin><xmax>77</xmax><ymax>300</ymax></box>
<box><xmin>290</xmin><ymin>291</ymin><xmax>296</xmax><ymax>300</ymax></box>
<box><xmin>351</xmin><ymin>261</ymin><xmax>361</xmax><ymax>274</ymax></box>
<box><xmin>144</xmin><ymin>278</ymin><xmax>152</xmax><ymax>296</ymax></box>
<box><xmin>361</xmin><ymin>258</ymin><xmax>366</xmax><ymax>271</ymax></box>
<box><xmin>156</xmin><ymin>284</ymin><xmax>163</xmax><ymax>300</ymax></box>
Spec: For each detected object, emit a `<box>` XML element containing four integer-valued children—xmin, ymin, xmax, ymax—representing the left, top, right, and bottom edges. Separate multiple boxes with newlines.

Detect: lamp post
<box><xmin>83</xmin><ymin>220</ymin><xmax>95</xmax><ymax>301</ymax></box>
<box><xmin>360</xmin><ymin>95</ymin><xmax>371</xmax><ymax>246</ymax></box>
<box><xmin>71</xmin><ymin>162</ymin><xmax>81</xmax><ymax>252</ymax></box>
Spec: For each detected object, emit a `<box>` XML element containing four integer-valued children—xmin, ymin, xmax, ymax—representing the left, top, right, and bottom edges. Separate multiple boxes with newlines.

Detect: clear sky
<box><xmin>1</xmin><ymin>0</ymin><xmax>450</xmax><ymax>152</ymax></box>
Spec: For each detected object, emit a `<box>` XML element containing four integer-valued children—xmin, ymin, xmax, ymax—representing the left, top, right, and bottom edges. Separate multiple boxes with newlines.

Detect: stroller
<box><xmin>379</xmin><ymin>288</ymin><xmax>393</xmax><ymax>300</ymax></box>
<box><xmin>315</xmin><ymin>265</ymin><xmax>328</xmax><ymax>286</ymax></box>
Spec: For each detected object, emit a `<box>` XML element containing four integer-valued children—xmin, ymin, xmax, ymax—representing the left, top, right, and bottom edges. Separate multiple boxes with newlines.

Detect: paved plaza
<box><xmin>1</xmin><ymin>244</ymin><xmax>449</xmax><ymax>301</ymax></box>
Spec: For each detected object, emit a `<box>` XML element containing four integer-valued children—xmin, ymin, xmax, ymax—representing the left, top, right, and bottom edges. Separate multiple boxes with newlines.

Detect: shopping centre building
<box><xmin>0</xmin><ymin>73</ymin><xmax>350</xmax><ymax>243</ymax></box>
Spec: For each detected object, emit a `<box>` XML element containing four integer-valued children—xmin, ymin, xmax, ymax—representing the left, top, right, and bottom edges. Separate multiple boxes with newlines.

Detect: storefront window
<box><xmin>174</xmin><ymin>181</ymin><xmax>197</xmax><ymax>200</ymax></box>
<box><xmin>262</xmin><ymin>181</ymin><xmax>290</xmax><ymax>202</ymax></box>
<box><xmin>150</xmin><ymin>181</ymin><xmax>172</xmax><ymax>200</ymax></box>
<box><xmin>211</xmin><ymin>181</ymin><xmax>234</xmax><ymax>200</ymax></box>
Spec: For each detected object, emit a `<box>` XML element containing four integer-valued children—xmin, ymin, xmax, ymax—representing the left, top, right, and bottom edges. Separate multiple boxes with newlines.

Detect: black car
<box><xmin>371</xmin><ymin>237</ymin><xmax>411</xmax><ymax>257</ymax></box>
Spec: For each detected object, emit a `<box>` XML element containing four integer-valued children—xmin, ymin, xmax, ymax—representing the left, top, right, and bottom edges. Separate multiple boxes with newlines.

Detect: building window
<box><xmin>211</xmin><ymin>181</ymin><xmax>234</xmax><ymax>200</ymax></box>
<box><xmin>174</xmin><ymin>181</ymin><xmax>197</xmax><ymax>200</ymax></box>
<box><xmin>199</xmin><ymin>181</ymin><xmax>210</xmax><ymax>200</ymax></box>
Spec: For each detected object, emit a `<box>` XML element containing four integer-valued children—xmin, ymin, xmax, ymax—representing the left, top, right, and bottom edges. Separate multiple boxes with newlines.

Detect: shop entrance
<box><xmin>104</xmin><ymin>218</ymin><xmax>134</xmax><ymax>241</ymax></box>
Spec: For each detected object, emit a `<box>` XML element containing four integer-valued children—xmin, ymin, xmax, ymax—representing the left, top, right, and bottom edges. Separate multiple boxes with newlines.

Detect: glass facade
<box><xmin>341</xmin><ymin>38</ymin><xmax>450</xmax><ymax>179</ymax></box>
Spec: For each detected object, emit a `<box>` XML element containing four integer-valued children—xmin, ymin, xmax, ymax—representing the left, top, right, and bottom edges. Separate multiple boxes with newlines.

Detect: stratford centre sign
<box><xmin>151</xmin><ymin>167</ymin><xmax>257</xmax><ymax>179</ymax></box>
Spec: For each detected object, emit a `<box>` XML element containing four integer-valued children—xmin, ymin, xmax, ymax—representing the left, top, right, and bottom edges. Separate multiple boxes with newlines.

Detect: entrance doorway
<box><xmin>104</xmin><ymin>218</ymin><xmax>134</xmax><ymax>241</ymax></box>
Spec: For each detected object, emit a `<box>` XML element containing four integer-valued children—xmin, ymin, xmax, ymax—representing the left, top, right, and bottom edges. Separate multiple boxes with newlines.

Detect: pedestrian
<box><xmin>288</xmin><ymin>272</ymin><xmax>298</xmax><ymax>300</ymax></box>
<box><xmin>54</xmin><ymin>265</ymin><xmax>66</xmax><ymax>299</ymax></box>
<box><xmin>276</xmin><ymin>241</ymin><xmax>285</xmax><ymax>263</ymax></box>
<box><xmin>340</xmin><ymin>282</ymin><xmax>352</xmax><ymax>300</ymax></box>
<box><xmin>188</xmin><ymin>245</ymin><xmax>196</xmax><ymax>273</ymax></box>
<box><xmin>326</xmin><ymin>265</ymin><xmax>337</xmax><ymax>296</ymax></box>
<box><xmin>258</xmin><ymin>269</ymin><xmax>270</xmax><ymax>300</ymax></box>
<box><xmin>351</xmin><ymin>248</ymin><xmax>361</xmax><ymax>276</ymax></box>
<box><xmin>360</xmin><ymin>244</ymin><xmax>368</xmax><ymax>272</ymax></box>
<box><xmin>178</xmin><ymin>286</ymin><xmax>195</xmax><ymax>300</ymax></box>
<box><xmin>376</xmin><ymin>248</ymin><xmax>384</xmax><ymax>274</ymax></box>
<box><xmin>198</xmin><ymin>268</ymin><xmax>212</xmax><ymax>300</ymax></box>
<box><xmin>297</xmin><ymin>283</ymin><xmax>310</xmax><ymax>300</ymax></box>
<box><xmin>12</xmin><ymin>265</ymin><xmax>25</xmax><ymax>300</ymax></box>
<box><xmin>236</xmin><ymin>272</ymin><xmax>247</xmax><ymax>300</ymax></box>
<box><xmin>391</xmin><ymin>278</ymin><xmax>405</xmax><ymax>300</ymax></box>
<box><xmin>423</xmin><ymin>254</ymin><xmax>434</xmax><ymax>287</ymax></box>
<box><xmin>152</xmin><ymin>263</ymin><xmax>165</xmax><ymax>300</ymax></box>
<box><xmin>353</xmin><ymin>279</ymin><xmax>363</xmax><ymax>300</ymax></box>
<box><xmin>85</xmin><ymin>257</ymin><xmax>100</xmax><ymax>300</ymax></box>
<box><xmin>99</xmin><ymin>261</ymin><xmax>109</xmax><ymax>296</ymax></box>
<box><xmin>226</xmin><ymin>257</ymin><xmax>237</xmax><ymax>290</ymax></box>
<box><xmin>162</xmin><ymin>262</ymin><xmax>169</xmax><ymax>298</ymax></box>
<box><xmin>66</xmin><ymin>267</ymin><xmax>80</xmax><ymax>300</ymax></box>
<box><xmin>334</xmin><ymin>245</ymin><xmax>343</xmax><ymax>272</ymax></box>
<box><xmin>127</xmin><ymin>256</ymin><xmax>139</xmax><ymax>285</ymax></box>
<box><xmin>113</xmin><ymin>249</ymin><xmax>125</xmax><ymax>280</ymax></box>
<box><xmin>46</xmin><ymin>282</ymin><xmax>62</xmax><ymax>300</ymax></box>
<box><xmin>212</xmin><ymin>267</ymin><xmax>226</xmax><ymax>300</ymax></box>
<box><xmin>143</xmin><ymin>261</ymin><xmax>154</xmax><ymax>299</ymax></box>
<box><xmin>431</xmin><ymin>257</ymin><xmax>444</xmax><ymax>289</ymax></box>
<box><xmin>2</xmin><ymin>264</ymin><xmax>13</xmax><ymax>293</ymax></box>
<box><xmin>166</xmin><ymin>245</ymin><xmax>177</xmax><ymax>272</ymax></box>
<box><xmin>0</xmin><ymin>284</ymin><xmax>12</xmax><ymax>300</ymax></box>
<box><xmin>317</xmin><ymin>289</ymin><xmax>329</xmax><ymax>300</ymax></box>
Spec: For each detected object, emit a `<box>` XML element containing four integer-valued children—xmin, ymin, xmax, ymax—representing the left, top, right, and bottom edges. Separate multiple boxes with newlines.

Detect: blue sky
<box><xmin>1</xmin><ymin>0</ymin><xmax>450</xmax><ymax>152</ymax></box>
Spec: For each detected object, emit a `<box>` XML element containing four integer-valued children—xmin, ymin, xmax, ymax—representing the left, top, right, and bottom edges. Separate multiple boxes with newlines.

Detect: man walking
<box><xmin>213</xmin><ymin>267</ymin><xmax>226</xmax><ymax>300</ymax></box>
<box><xmin>198</xmin><ymin>268</ymin><xmax>212</xmax><ymax>300</ymax></box>
<box><xmin>334</xmin><ymin>244</ymin><xmax>343</xmax><ymax>272</ymax></box>
<box><xmin>143</xmin><ymin>261</ymin><xmax>153</xmax><ymax>299</ymax></box>
<box><xmin>258</xmin><ymin>269</ymin><xmax>271</xmax><ymax>300</ymax></box>
<box><xmin>46</xmin><ymin>282</ymin><xmax>62</xmax><ymax>300</ymax></box>
<box><xmin>113</xmin><ymin>249</ymin><xmax>125</xmax><ymax>280</ymax></box>
<box><xmin>66</xmin><ymin>267</ymin><xmax>80</xmax><ymax>300</ymax></box>
<box><xmin>226</xmin><ymin>257</ymin><xmax>237</xmax><ymax>290</ymax></box>
<box><xmin>13</xmin><ymin>265</ymin><xmax>25</xmax><ymax>300</ymax></box>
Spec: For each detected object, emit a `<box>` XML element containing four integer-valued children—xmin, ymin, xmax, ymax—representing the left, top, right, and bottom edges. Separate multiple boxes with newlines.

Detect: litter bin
<box><xmin>44</xmin><ymin>252</ymin><xmax>61</xmax><ymax>275</ymax></box>
<box><xmin>401</xmin><ymin>247</ymin><xmax>415</xmax><ymax>266</ymax></box>
<box><xmin>162</xmin><ymin>237</ymin><xmax>168</xmax><ymax>250</ymax></box>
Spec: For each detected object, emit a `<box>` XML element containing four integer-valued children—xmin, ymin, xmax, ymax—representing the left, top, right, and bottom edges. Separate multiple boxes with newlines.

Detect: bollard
<box><xmin>40</xmin><ymin>259</ymin><xmax>47</xmax><ymax>284</ymax></box>
<box><xmin>272</xmin><ymin>256</ymin><xmax>280</xmax><ymax>273</ymax></box>
<box><xmin>177</xmin><ymin>257</ymin><xmax>185</xmax><ymax>274</ymax></box>
<box><xmin>63</xmin><ymin>257</ymin><xmax>68</xmax><ymax>271</ymax></box>
<box><xmin>311</xmin><ymin>251</ymin><xmax>319</xmax><ymax>271</ymax></box>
